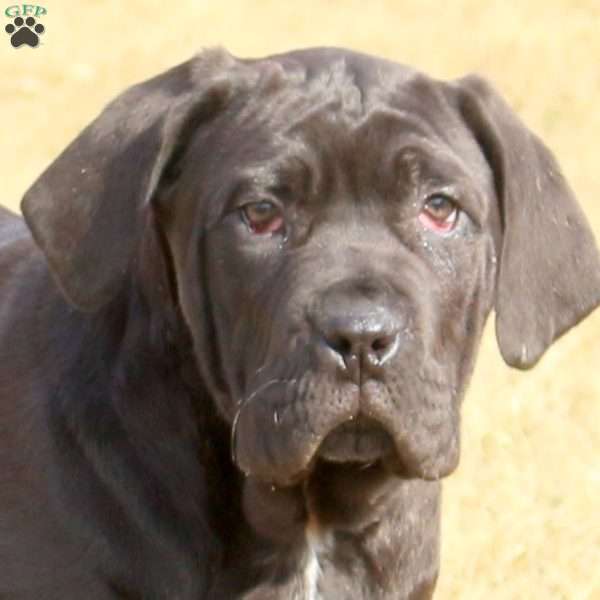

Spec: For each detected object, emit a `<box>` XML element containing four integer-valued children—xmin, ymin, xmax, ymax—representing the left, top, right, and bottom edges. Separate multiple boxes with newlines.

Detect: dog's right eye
<box><xmin>241</xmin><ymin>201</ymin><xmax>285</xmax><ymax>235</ymax></box>
<box><xmin>418</xmin><ymin>194</ymin><xmax>459</xmax><ymax>233</ymax></box>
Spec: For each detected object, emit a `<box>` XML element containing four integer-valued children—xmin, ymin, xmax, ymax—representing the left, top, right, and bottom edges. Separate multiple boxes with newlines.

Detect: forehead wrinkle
<box><xmin>350</xmin><ymin>107</ymin><xmax>440</xmax><ymax>166</ymax></box>
<box><xmin>234</xmin><ymin>55</ymin><xmax>373</xmax><ymax>136</ymax></box>
<box><xmin>211</xmin><ymin>54</ymin><xmax>490</xmax><ymax>215</ymax></box>
<box><xmin>308</xmin><ymin>58</ymin><xmax>364</xmax><ymax>118</ymax></box>
<box><xmin>227</xmin><ymin>53</ymin><xmax>432</xmax><ymax>165</ymax></box>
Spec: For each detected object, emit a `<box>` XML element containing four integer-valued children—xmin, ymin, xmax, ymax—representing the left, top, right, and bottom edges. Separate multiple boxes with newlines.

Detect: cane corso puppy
<box><xmin>0</xmin><ymin>47</ymin><xmax>599</xmax><ymax>599</ymax></box>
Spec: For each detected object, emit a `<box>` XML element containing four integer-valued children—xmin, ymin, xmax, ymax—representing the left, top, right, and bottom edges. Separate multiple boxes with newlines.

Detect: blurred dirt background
<box><xmin>1</xmin><ymin>1</ymin><xmax>599</xmax><ymax>598</ymax></box>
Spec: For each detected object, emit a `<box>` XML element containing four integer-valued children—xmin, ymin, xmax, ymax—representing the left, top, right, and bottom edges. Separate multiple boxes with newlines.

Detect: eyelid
<box><xmin>423</xmin><ymin>186</ymin><xmax>459</xmax><ymax>204</ymax></box>
<box><xmin>224</xmin><ymin>179</ymin><xmax>285</xmax><ymax>216</ymax></box>
<box><xmin>239</xmin><ymin>197</ymin><xmax>283</xmax><ymax>211</ymax></box>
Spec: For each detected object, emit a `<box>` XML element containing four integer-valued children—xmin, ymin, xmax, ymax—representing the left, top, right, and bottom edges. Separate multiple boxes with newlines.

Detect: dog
<box><xmin>1</xmin><ymin>47</ymin><xmax>599</xmax><ymax>599</ymax></box>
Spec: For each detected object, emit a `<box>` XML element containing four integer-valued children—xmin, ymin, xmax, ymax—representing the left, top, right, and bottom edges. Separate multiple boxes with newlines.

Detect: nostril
<box><xmin>326</xmin><ymin>335</ymin><xmax>354</xmax><ymax>359</ymax></box>
<box><xmin>371</xmin><ymin>336</ymin><xmax>390</xmax><ymax>352</ymax></box>
<box><xmin>370</xmin><ymin>333</ymin><xmax>399</xmax><ymax>364</ymax></box>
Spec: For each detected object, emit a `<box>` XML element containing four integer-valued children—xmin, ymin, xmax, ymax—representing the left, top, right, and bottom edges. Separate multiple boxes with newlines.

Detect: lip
<box><xmin>316</xmin><ymin>415</ymin><xmax>395</xmax><ymax>464</ymax></box>
<box><xmin>232</xmin><ymin>376</ymin><xmax>361</xmax><ymax>486</ymax></box>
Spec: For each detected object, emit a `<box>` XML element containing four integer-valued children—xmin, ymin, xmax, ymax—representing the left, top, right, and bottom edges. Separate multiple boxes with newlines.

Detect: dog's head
<box><xmin>22</xmin><ymin>48</ymin><xmax>600</xmax><ymax>489</ymax></box>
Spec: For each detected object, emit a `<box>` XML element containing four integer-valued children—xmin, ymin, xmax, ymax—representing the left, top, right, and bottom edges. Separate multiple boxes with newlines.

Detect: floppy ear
<box><xmin>21</xmin><ymin>54</ymin><xmax>232</xmax><ymax>312</ymax></box>
<box><xmin>454</xmin><ymin>75</ymin><xmax>600</xmax><ymax>368</ymax></box>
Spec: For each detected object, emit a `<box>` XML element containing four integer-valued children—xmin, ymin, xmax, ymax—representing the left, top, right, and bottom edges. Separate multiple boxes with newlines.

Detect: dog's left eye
<box><xmin>418</xmin><ymin>194</ymin><xmax>459</xmax><ymax>233</ymax></box>
<box><xmin>241</xmin><ymin>201</ymin><xmax>285</xmax><ymax>235</ymax></box>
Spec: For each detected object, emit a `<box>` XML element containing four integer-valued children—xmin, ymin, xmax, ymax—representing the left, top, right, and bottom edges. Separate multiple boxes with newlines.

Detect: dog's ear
<box><xmin>453</xmin><ymin>75</ymin><xmax>600</xmax><ymax>368</ymax></box>
<box><xmin>21</xmin><ymin>53</ymin><xmax>233</xmax><ymax>312</ymax></box>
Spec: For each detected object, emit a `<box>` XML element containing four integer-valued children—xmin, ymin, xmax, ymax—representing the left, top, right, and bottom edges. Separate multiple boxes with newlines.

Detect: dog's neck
<box><xmin>232</xmin><ymin>464</ymin><xmax>441</xmax><ymax>599</ymax></box>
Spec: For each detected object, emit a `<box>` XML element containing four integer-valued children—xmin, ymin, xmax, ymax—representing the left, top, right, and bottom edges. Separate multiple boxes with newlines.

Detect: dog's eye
<box><xmin>418</xmin><ymin>195</ymin><xmax>459</xmax><ymax>233</ymax></box>
<box><xmin>241</xmin><ymin>201</ymin><xmax>285</xmax><ymax>235</ymax></box>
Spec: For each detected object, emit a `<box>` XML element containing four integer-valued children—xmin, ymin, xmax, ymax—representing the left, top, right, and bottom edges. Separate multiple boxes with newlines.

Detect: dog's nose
<box><xmin>313</xmin><ymin>281</ymin><xmax>402</xmax><ymax>382</ymax></box>
<box><xmin>322</xmin><ymin>317</ymin><xmax>400</xmax><ymax>371</ymax></box>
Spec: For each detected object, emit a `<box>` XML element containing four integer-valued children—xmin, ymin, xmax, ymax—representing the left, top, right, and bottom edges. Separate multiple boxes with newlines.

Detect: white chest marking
<box><xmin>302</xmin><ymin>524</ymin><xmax>322</xmax><ymax>600</ymax></box>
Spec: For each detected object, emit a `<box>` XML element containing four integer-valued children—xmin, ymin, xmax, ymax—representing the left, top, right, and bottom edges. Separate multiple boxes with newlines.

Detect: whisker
<box><xmin>230</xmin><ymin>377</ymin><xmax>298</xmax><ymax>468</ymax></box>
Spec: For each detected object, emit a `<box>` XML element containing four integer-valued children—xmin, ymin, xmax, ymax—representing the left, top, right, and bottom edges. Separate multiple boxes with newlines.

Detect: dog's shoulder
<box><xmin>0</xmin><ymin>205</ymin><xmax>39</xmax><ymax>265</ymax></box>
<box><xmin>0</xmin><ymin>205</ymin><xmax>46</xmax><ymax>303</ymax></box>
<box><xmin>0</xmin><ymin>204</ymin><xmax>27</xmax><ymax>246</ymax></box>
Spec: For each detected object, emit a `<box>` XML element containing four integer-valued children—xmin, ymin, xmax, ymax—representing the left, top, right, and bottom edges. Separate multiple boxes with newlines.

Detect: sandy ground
<box><xmin>1</xmin><ymin>1</ymin><xmax>599</xmax><ymax>598</ymax></box>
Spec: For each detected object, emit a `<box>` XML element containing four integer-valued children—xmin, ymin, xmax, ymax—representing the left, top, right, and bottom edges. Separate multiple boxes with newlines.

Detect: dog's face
<box><xmin>161</xmin><ymin>51</ymin><xmax>499</xmax><ymax>486</ymax></box>
<box><xmin>21</xmin><ymin>48</ymin><xmax>600</xmax><ymax>491</ymax></box>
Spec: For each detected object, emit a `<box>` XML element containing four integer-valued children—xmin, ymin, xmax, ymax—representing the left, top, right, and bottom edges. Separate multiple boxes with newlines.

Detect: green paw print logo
<box><xmin>4</xmin><ymin>4</ymin><xmax>47</xmax><ymax>48</ymax></box>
